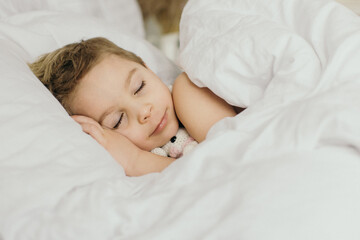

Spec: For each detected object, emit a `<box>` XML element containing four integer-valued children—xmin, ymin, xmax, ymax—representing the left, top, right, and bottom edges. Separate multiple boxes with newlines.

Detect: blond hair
<box><xmin>28</xmin><ymin>37</ymin><xmax>145</xmax><ymax>113</ymax></box>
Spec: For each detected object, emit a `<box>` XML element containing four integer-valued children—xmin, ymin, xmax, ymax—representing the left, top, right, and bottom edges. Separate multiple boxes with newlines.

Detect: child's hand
<box><xmin>71</xmin><ymin>115</ymin><xmax>140</xmax><ymax>174</ymax></box>
<box><xmin>72</xmin><ymin>115</ymin><xmax>176</xmax><ymax>176</ymax></box>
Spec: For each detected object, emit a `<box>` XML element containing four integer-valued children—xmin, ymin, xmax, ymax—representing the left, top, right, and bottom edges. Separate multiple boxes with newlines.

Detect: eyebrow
<box><xmin>98</xmin><ymin>68</ymin><xmax>137</xmax><ymax>125</ymax></box>
<box><xmin>125</xmin><ymin>68</ymin><xmax>137</xmax><ymax>89</ymax></box>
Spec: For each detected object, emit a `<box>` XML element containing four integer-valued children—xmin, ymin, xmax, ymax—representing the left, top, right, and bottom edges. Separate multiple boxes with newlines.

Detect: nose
<box><xmin>138</xmin><ymin>104</ymin><xmax>152</xmax><ymax>124</ymax></box>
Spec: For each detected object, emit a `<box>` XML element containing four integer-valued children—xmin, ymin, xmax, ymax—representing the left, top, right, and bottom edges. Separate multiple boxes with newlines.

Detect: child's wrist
<box><xmin>126</xmin><ymin>149</ymin><xmax>175</xmax><ymax>176</ymax></box>
<box><xmin>122</xmin><ymin>146</ymin><xmax>142</xmax><ymax>176</ymax></box>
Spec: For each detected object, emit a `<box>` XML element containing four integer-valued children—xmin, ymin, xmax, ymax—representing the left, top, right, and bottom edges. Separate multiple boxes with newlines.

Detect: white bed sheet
<box><xmin>1</xmin><ymin>0</ymin><xmax>360</xmax><ymax>239</ymax></box>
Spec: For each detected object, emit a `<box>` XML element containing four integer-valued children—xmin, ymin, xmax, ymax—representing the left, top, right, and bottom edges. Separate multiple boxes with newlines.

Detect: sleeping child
<box><xmin>28</xmin><ymin>37</ymin><xmax>240</xmax><ymax>176</ymax></box>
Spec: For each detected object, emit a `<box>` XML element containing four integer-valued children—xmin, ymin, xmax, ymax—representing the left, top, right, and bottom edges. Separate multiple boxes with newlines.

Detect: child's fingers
<box><xmin>72</xmin><ymin>115</ymin><xmax>106</xmax><ymax>145</ymax></box>
<box><xmin>72</xmin><ymin>115</ymin><xmax>101</xmax><ymax>127</ymax></box>
<box><xmin>78</xmin><ymin>122</ymin><xmax>106</xmax><ymax>146</ymax></box>
<box><xmin>72</xmin><ymin>115</ymin><xmax>105</xmax><ymax>132</ymax></box>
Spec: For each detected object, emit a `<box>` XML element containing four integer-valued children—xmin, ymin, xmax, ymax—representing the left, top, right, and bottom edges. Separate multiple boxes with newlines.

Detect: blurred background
<box><xmin>336</xmin><ymin>0</ymin><xmax>360</xmax><ymax>14</ymax></box>
<box><xmin>137</xmin><ymin>0</ymin><xmax>188</xmax><ymax>62</ymax></box>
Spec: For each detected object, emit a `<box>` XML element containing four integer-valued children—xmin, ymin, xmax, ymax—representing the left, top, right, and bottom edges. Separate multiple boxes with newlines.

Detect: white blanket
<box><xmin>1</xmin><ymin>0</ymin><xmax>360</xmax><ymax>239</ymax></box>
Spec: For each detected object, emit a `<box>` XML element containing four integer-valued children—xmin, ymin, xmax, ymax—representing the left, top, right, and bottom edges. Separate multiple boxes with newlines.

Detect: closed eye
<box><xmin>113</xmin><ymin>113</ymin><xmax>124</xmax><ymax>129</ymax></box>
<box><xmin>134</xmin><ymin>81</ymin><xmax>146</xmax><ymax>95</ymax></box>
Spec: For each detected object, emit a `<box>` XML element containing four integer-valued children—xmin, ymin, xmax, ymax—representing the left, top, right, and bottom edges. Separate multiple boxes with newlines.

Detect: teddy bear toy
<box><xmin>151</xmin><ymin>128</ymin><xmax>198</xmax><ymax>158</ymax></box>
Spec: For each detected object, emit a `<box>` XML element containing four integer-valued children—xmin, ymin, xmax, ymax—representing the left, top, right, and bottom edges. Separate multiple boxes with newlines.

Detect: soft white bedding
<box><xmin>1</xmin><ymin>0</ymin><xmax>360</xmax><ymax>239</ymax></box>
<box><xmin>0</xmin><ymin>0</ymin><xmax>145</xmax><ymax>38</ymax></box>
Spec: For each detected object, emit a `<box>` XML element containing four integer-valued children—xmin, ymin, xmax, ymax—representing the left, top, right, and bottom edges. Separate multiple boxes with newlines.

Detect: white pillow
<box><xmin>0</xmin><ymin>11</ymin><xmax>180</xmax><ymax>229</ymax></box>
<box><xmin>1</xmin><ymin>11</ymin><xmax>179</xmax><ymax>85</ymax></box>
<box><xmin>0</xmin><ymin>0</ymin><xmax>145</xmax><ymax>37</ymax></box>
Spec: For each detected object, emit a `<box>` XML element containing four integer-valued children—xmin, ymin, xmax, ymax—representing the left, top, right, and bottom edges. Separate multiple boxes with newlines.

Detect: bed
<box><xmin>1</xmin><ymin>0</ymin><xmax>360</xmax><ymax>239</ymax></box>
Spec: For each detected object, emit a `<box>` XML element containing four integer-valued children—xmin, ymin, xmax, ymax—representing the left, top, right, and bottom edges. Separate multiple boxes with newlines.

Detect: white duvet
<box><xmin>1</xmin><ymin>0</ymin><xmax>360</xmax><ymax>239</ymax></box>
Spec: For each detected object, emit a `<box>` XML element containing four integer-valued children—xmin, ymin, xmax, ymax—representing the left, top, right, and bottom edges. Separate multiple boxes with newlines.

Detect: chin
<box><xmin>169</xmin><ymin>118</ymin><xmax>180</xmax><ymax>136</ymax></box>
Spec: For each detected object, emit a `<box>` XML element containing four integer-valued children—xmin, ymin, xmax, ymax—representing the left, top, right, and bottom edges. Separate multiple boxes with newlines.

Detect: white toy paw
<box><xmin>151</xmin><ymin>147</ymin><xmax>167</xmax><ymax>157</ymax></box>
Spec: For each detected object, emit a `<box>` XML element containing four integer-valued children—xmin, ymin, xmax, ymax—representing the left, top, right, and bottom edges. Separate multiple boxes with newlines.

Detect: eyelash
<box><xmin>113</xmin><ymin>81</ymin><xmax>146</xmax><ymax>129</ymax></box>
<box><xmin>113</xmin><ymin>113</ymin><xmax>124</xmax><ymax>129</ymax></box>
<box><xmin>134</xmin><ymin>81</ymin><xmax>146</xmax><ymax>95</ymax></box>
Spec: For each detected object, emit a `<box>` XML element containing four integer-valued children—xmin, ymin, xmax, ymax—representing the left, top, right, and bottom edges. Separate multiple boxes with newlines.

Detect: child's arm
<box><xmin>172</xmin><ymin>72</ymin><xmax>238</xmax><ymax>143</ymax></box>
<box><xmin>72</xmin><ymin>115</ymin><xmax>175</xmax><ymax>176</ymax></box>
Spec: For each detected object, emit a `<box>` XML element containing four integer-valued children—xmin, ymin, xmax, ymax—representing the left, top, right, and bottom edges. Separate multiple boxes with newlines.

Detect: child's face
<box><xmin>69</xmin><ymin>54</ymin><xmax>179</xmax><ymax>151</ymax></box>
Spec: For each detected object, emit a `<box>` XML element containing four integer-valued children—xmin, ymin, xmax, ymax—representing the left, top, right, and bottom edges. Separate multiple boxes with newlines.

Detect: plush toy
<box><xmin>151</xmin><ymin>128</ymin><xmax>198</xmax><ymax>158</ymax></box>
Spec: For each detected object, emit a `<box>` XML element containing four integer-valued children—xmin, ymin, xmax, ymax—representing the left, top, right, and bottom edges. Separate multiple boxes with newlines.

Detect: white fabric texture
<box><xmin>1</xmin><ymin>0</ymin><xmax>360</xmax><ymax>239</ymax></box>
<box><xmin>0</xmin><ymin>0</ymin><xmax>145</xmax><ymax>37</ymax></box>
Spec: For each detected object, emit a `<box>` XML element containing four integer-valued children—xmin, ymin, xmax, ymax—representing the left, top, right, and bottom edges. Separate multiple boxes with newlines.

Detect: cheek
<box><xmin>118</xmin><ymin>128</ymin><xmax>150</xmax><ymax>150</ymax></box>
<box><xmin>157</xmin><ymin>86</ymin><xmax>173</xmax><ymax>106</ymax></box>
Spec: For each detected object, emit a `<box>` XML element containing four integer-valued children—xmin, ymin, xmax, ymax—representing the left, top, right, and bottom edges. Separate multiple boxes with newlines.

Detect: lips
<box><xmin>151</xmin><ymin>111</ymin><xmax>167</xmax><ymax>136</ymax></box>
